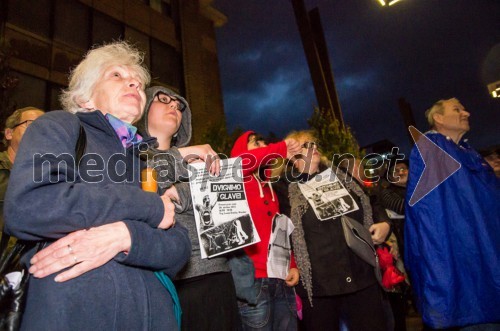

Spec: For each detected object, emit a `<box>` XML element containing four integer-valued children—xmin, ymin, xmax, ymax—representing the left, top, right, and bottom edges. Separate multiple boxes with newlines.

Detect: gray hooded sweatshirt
<box><xmin>139</xmin><ymin>86</ymin><xmax>229</xmax><ymax>279</ymax></box>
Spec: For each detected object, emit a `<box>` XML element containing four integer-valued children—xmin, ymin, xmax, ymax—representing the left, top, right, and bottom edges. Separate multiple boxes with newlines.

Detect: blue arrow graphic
<box><xmin>408</xmin><ymin>126</ymin><xmax>461</xmax><ymax>206</ymax></box>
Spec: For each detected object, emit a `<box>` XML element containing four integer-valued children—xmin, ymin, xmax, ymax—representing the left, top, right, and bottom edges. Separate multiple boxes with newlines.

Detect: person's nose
<box><xmin>169</xmin><ymin>101</ymin><xmax>180</xmax><ymax>110</ymax></box>
<box><xmin>128</xmin><ymin>77</ymin><xmax>142</xmax><ymax>89</ymax></box>
<box><xmin>462</xmin><ymin>110</ymin><xmax>470</xmax><ymax>117</ymax></box>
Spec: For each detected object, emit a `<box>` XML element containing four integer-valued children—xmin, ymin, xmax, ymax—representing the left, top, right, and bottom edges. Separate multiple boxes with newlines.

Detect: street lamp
<box><xmin>487</xmin><ymin>81</ymin><xmax>500</xmax><ymax>98</ymax></box>
<box><xmin>377</xmin><ymin>0</ymin><xmax>405</xmax><ymax>6</ymax></box>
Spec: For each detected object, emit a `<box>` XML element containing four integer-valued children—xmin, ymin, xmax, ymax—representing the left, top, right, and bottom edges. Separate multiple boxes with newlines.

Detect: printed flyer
<box><xmin>189</xmin><ymin>157</ymin><xmax>260</xmax><ymax>258</ymax></box>
<box><xmin>298</xmin><ymin>168</ymin><xmax>359</xmax><ymax>221</ymax></box>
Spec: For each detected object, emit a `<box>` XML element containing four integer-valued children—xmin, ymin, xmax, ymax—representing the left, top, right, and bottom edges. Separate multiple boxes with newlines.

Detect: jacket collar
<box><xmin>75</xmin><ymin>110</ymin><xmax>156</xmax><ymax>149</ymax></box>
<box><xmin>76</xmin><ymin>110</ymin><xmax>117</xmax><ymax>138</ymax></box>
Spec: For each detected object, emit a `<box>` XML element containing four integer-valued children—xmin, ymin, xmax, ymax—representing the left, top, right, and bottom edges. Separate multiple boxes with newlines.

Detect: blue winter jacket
<box><xmin>405</xmin><ymin>132</ymin><xmax>500</xmax><ymax>329</ymax></box>
<box><xmin>4</xmin><ymin>110</ymin><xmax>191</xmax><ymax>330</ymax></box>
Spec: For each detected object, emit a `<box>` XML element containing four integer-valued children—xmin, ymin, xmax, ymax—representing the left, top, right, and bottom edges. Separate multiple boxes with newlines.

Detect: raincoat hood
<box><xmin>138</xmin><ymin>86</ymin><xmax>192</xmax><ymax>148</ymax></box>
<box><xmin>230</xmin><ymin>131</ymin><xmax>255</xmax><ymax>157</ymax></box>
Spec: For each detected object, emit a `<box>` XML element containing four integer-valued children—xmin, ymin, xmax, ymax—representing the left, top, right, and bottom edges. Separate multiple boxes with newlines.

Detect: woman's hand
<box><xmin>284</xmin><ymin>138</ymin><xmax>301</xmax><ymax>159</ymax></box>
<box><xmin>178</xmin><ymin>144</ymin><xmax>220</xmax><ymax>176</ymax></box>
<box><xmin>285</xmin><ymin>267</ymin><xmax>300</xmax><ymax>287</ymax></box>
<box><xmin>369</xmin><ymin>222</ymin><xmax>391</xmax><ymax>245</ymax></box>
<box><xmin>163</xmin><ymin>185</ymin><xmax>180</xmax><ymax>203</ymax></box>
<box><xmin>158</xmin><ymin>194</ymin><xmax>176</xmax><ymax>229</ymax></box>
<box><xmin>29</xmin><ymin>221</ymin><xmax>131</xmax><ymax>282</ymax></box>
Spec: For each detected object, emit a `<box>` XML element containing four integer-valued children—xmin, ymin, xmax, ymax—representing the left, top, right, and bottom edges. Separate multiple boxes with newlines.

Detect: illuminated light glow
<box><xmin>487</xmin><ymin>80</ymin><xmax>500</xmax><ymax>98</ymax></box>
<box><xmin>377</xmin><ymin>0</ymin><xmax>387</xmax><ymax>6</ymax></box>
<box><xmin>388</xmin><ymin>0</ymin><xmax>404</xmax><ymax>5</ymax></box>
<box><xmin>494</xmin><ymin>87</ymin><xmax>500</xmax><ymax>98</ymax></box>
<box><xmin>363</xmin><ymin>180</ymin><xmax>374</xmax><ymax>188</ymax></box>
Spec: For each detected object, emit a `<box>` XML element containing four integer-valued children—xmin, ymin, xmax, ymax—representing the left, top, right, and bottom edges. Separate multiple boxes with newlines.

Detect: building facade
<box><xmin>0</xmin><ymin>0</ymin><xmax>226</xmax><ymax>143</ymax></box>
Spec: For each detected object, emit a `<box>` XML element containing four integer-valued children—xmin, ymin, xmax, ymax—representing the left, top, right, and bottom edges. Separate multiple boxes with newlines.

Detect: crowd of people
<box><xmin>0</xmin><ymin>40</ymin><xmax>498</xmax><ymax>331</ymax></box>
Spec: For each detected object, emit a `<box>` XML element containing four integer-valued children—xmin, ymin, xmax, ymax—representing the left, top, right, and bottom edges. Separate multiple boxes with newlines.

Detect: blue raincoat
<box><xmin>405</xmin><ymin>132</ymin><xmax>500</xmax><ymax>329</ymax></box>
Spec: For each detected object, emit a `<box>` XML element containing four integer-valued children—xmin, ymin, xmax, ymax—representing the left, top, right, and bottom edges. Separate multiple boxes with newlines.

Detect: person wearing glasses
<box><xmin>0</xmin><ymin>107</ymin><xmax>44</xmax><ymax>230</ymax></box>
<box><xmin>137</xmin><ymin>86</ymin><xmax>240</xmax><ymax>330</ymax></box>
<box><xmin>274</xmin><ymin>130</ymin><xmax>389</xmax><ymax>331</ymax></box>
<box><xmin>230</xmin><ymin>131</ymin><xmax>301</xmax><ymax>331</ymax></box>
<box><xmin>4</xmin><ymin>42</ymin><xmax>191</xmax><ymax>330</ymax></box>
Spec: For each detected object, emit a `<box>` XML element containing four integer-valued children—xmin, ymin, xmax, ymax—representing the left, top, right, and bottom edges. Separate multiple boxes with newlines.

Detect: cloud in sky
<box><xmin>223</xmin><ymin>66</ymin><xmax>315</xmax><ymax>136</ymax></box>
<box><xmin>215</xmin><ymin>0</ymin><xmax>499</xmax><ymax>153</ymax></box>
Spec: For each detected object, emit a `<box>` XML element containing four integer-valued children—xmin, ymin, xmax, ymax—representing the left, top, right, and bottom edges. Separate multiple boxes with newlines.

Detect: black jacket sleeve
<box><xmin>379</xmin><ymin>186</ymin><xmax>405</xmax><ymax>215</ymax></box>
<box><xmin>274</xmin><ymin>178</ymin><xmax>292</xmax><ymax>217</ymax></box>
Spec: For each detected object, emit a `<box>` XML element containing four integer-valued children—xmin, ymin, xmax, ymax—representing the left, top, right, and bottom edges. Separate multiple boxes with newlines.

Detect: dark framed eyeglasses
<box><xmin>13</xmin><ymin>120</ymin><xmax>35</xmax><ymax>129</ymax></box>
<box><xmin>155</xmin><ymin>92</ymin><xmax>186</xmax><ymax>112</ymax></box>
<box><xmin>301</xmin><ymin>141</ymin><xmax>318</xmax><ymax>149</ymax></box>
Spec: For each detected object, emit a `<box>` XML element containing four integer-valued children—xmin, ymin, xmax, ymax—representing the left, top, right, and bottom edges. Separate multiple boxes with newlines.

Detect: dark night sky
<box><xmin>213</xmin><ymin>0</ymin><xmax>499</xmax><ymax>155</ymax></box>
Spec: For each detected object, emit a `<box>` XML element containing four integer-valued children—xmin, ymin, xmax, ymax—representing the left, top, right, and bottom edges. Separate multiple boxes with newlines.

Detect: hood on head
<box><xmin>137</xmin><ymin>86</ymin><xmax>192</xmax><ymax>148</ymax></box>
<box><xmin>230</xmin><ymin>131</ymin><xmax>255</xmax><ymax>157</ymax></box>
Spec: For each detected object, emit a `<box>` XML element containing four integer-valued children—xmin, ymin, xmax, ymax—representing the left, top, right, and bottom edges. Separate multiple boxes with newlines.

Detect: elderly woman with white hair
<box><xmin>4</xmin><ymin>41</ymin><xmax>191</xmax><ymax>330</ymax></box>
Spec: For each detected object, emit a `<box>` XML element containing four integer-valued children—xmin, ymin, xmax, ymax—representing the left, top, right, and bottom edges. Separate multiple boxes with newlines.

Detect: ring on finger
<box><xmin>72</xmin><ymin>255</ymin><xmax>78</xmax><ymax>264</ymax></box>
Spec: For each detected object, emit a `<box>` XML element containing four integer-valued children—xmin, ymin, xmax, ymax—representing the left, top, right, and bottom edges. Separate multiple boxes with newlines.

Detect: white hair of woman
<box><xmin>60</xmin><ymin>41</ymin><xmax>151</xmax><ymax>113</ymax></box>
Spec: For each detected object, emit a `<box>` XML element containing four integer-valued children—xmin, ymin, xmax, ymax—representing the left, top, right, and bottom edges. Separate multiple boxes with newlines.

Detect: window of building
<box><xmin>150</xmin><ymin>0</ymin><xmax>172</xmax><ymax>17</ymax></box>
<box><xmin>150</xmin><ymin>38</ymin><xmax>182</xmax><ymax>88</ymax></box>
<box><xmin>125</xmin><ymin>27</ymin><xmax>151</xmax><ymax>69</ymax></box>
<box><xmin>52</xmin><ymin>47</ymin><xmax>82</xmax><ymax>74</ymax></box>
<box><xmin>10</xmin><ymin>71</ymin><xmax>48</xmax><ymax>110</ymax></box>
<box><xmin>6</xmin><ymin>0</ymin><xmax>51</xmax><ymax>38</ymax></box>
<box><xmin>92</xmin><ymin>11</ymin><xmax>123</xmax><ymax>45</ymax></box>
<box><xmin>161</xmin><ymin>1</ymin><xmax>172</xmax><ymax>17</ymax></box>
<box><xmin>53</xmin><ymin>0</ymin><xmax>90</xmax><ymax>50</ymax></box>
<box><xmin>6</xmin><ymin>28</ymin><xmax>52</xmax><ymax>68</ymax></box>
<box><xmin>49</xmin><ymin>84</ymin><xmax>64</xmax><ymax>111</ymax></box>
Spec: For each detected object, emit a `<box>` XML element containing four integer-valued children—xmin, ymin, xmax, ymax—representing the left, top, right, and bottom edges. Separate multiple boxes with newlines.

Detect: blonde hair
<box><xmin>285</xmin><ymin>129</ymin><xmax>318</xmax><ymax>143</ymax></box>
<box><xmin>425</xmin><ymin>97</ymin><xmax>459</xmax><ymax>128</ymax></box>
<box><xmin>60</xmin><ymin>41</ymin><xmax>151</xmax><ymax>113</ymax></box>
<box><xmin>283</xmin><ymin>129</ymin><xmax>331</xmax><ymax>173</ymax></box>
<box><xmin>285</xmin><ymin>130</ymin><xmax>328</xmax><ymax>163</ymax></box>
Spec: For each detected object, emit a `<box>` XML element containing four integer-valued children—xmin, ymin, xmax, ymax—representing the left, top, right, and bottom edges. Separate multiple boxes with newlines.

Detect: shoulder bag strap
<box><xmin>75</xmin><ymin>123</ymin><xmax>87</xmax><ymax>166</ymax></box>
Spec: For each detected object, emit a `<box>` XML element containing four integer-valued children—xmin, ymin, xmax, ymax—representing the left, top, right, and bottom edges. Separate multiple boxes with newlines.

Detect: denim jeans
<box><xmin>238</xmin><ymin>278</ymin><xmax>297</xmax><ymax>331</ymax></box>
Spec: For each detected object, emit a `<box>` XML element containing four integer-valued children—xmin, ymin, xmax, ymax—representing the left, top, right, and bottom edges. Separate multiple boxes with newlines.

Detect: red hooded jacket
<box><xmin>230</xmin><ymin>131</ymin><xmax>296</xmax><ymax>278</ymax></box>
